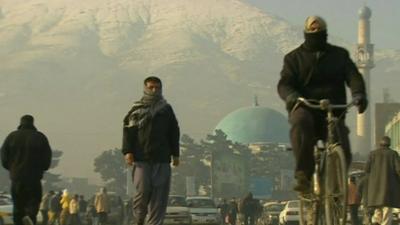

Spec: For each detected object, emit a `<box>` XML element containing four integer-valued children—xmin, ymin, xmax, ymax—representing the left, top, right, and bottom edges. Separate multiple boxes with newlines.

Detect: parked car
<box><xmin>164</xmin><ymin>195</ymin><xmax>191</xmax><ymax>225</ymax></box>
<box><xmin>0</xmin><ymin>195</ymin><xmax>12</xmax><ymax>225</ymax></box>
<box><xmin>259</xmin><ymin>202</ymin><xmax>285</xmax><ymax>225</ymax></box>
<box><xmin>279</xmin><ymin>200</ymin><xmax>300</xmax><ymax>225</ymax></box>
<box><xmin>186</xmin><ymin>196</ymin><xmax>220</xmax><ymax>225</ymax></box>
<box><xmin>0</xmin><ymin>194</ymin><xmax>43</xmax><ymax>225</ymax></box>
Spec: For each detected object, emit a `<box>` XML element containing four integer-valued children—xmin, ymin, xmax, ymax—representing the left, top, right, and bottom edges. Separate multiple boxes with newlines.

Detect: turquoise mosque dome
<box><xmin>215</xmin><ymin>105</ymin><xmax>290</xmax><ymax>144</ymax></box>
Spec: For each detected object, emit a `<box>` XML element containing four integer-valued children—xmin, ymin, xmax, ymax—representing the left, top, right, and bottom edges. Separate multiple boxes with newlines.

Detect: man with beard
<box><xmin>122</xmin><ymin>76</ymin><xmax>180</xmax><ymax>225</ymax></box>
<box><xmin>277</xmin><ymin>16</ymin><xmax>368</xmax><ymax>192</ymax></box>
<box><xmin>1</xmin><ymin>115</ymin><xmax>52</xmax><ymax>225</ymax></box>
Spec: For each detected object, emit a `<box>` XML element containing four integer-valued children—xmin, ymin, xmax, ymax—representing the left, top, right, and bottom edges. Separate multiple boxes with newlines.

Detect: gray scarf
<box><xmin>124</xmin><ymin>89</ymin><xmax>168</xmax><ymax>129</ymax></box>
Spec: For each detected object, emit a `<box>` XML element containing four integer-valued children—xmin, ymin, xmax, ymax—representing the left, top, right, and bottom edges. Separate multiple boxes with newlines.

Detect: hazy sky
<box><xmin>1</xmin><ymin>0</ymin><xmax>398</xmax><ymax>186</ymax></box>
<box><xmin>247</xmin><ymin>0</ymin><xmax>400</xmax><ymax>50</ymax></box>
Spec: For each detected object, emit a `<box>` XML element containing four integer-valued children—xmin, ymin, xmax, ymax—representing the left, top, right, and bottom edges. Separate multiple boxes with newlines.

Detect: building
<box><xmin>214</xmin><ymin>104</ymin><xmax>294</xmax><ymax>198</ymax></box>
<box><xmin>215</xmin><ymin>104</ymin><xmax>290</xmax><ymax>147</ymax></box>
<box><xmin>375</xmin><ymin>102</ymin><xmax>400</xmax><ymax>148</ymax></box>
<box><xmin>385</xmin><ymin>112</ymin><xmax>400</xmax><ymax>151</ymax></box>
<box><xmin>355</xmin><ymin>5</ymin><xmax>374</xmax><ymax>153</ymax></box>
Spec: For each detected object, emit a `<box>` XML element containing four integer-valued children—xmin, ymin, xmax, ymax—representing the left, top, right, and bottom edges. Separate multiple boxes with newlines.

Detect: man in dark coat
<box><xmin>240</xmin><ymin>192</ymin><xmax>257</xmax><ymax>225</ymax></box>
<box><xmin>1</xmin><ymin>115</ymin><xmax>52</xmax><ymax>225</ymax></box>
<box><xmin>122</xmin><ymin>76</ymin><xmax>180</xmax><ymax>225</ymax></box>
<box><xmin>365</xmin><ymin>136</ymin><xmax>400</xmax><ymax>225</ymax></box>
<box><xmin>277</xmin><ymin>15</ymin><xmax>368</xmax><ymax>192</ymax></box>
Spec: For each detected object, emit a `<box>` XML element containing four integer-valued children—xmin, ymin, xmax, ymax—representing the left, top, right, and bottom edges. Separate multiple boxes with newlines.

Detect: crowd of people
<box><xmin>218</xmin><ymin>192</ymin><xmax>263</xmax><ymax>225</ymax></box>
<box><xmin>1</xmin><ymin>11</ymin><xmax>399</xmax><ymax>225</ymax></box>
<box><xmin>37</xmin><ymin>187</ymin><xmax>112</xmax><ymax>225</ymax></box>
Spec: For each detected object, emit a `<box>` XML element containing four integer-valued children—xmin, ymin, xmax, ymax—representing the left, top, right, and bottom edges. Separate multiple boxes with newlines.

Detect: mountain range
<box><xmin>1</xmin><ymin>0</ymin><xmax>399</xmax><ymax>180</ymax></box>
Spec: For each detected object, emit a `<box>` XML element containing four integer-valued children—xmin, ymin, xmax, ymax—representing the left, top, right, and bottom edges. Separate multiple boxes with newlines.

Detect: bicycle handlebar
<box><xmin>297</xmin><ymin>97</ymin><xmax>354</xmax><ymax>111</ymax></box>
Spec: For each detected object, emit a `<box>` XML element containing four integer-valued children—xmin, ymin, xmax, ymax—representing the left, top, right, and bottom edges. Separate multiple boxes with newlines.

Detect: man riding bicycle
<box><xmin>277</xmin><ymin>15</ymin><xmax>368</xmax><ymax>193</ymax></box>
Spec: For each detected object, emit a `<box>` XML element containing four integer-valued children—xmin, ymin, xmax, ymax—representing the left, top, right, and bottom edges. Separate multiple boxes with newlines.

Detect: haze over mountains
<box><xmin>1</xmin><ymin>0</ymin><xmax>399</xmax><ymax>181</ymax></box>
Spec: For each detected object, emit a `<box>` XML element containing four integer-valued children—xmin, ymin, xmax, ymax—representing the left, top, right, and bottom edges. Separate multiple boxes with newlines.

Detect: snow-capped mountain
<box><xmin>0</xmin><ymin>0</ymin><xmax>399</xmax><ymax>178</ymax></box>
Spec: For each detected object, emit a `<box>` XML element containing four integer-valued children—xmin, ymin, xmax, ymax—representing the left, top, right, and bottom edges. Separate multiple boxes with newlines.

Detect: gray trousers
<box><xmin>132</xmin><ymin>162</ymin><xmax>171</xmax><ymax>225</ymax></box>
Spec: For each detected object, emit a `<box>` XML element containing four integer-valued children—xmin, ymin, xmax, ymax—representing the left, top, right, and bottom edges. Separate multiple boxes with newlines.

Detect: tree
<box><xmin>42</xmin><ymin>150</ymin><xmax>63</xmax><ymax>191</ymax></box>
<box><xmin>94</xmin><ymin>149</ymin><xmax>127</xmax><ymax>196</ymax></box>
<box><xmin>171</xmin><ymin>134</ymin><xmax>208</xmax><ymax>195</ymax></box>
<box><xmin>171</xmin><ymin>131</ymin><xmax>253</xmax><ymax>196</ymax></box>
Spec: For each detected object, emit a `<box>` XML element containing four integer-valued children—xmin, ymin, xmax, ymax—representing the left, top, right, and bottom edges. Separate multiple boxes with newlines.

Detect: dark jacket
<box><xmin>278</xmin><ymin>44</ymin><xmax>366</xmax><ymax>114</ymax></box>
<box><xmin>365</xmin><ymin>147</ymin><xmax>400</xmax><ymax>208</ymax></box>
<box><xmin>1</xmin><ymin>125</ymin><xmax>52</xmax><ymax>182</ymax></box>
<box><xmin>122</xmin><ymin>104</ymin><xmax>180</xmax><ymax>163</ymax></box>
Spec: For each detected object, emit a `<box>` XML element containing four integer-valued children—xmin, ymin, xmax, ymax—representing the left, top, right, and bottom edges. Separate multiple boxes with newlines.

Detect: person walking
<box><xmin>227</xmin><ymin>198</ymin><xmax>238</xmax><ymax>225</ymax></box>
<box><xmin>358</xmin><ymin>175</ymin><xmax>373</xmax><ymax>225</ymax></box>
<box><xmin>78</xmin><ymin>195</ymin><xmax>87</xmax><ymax>222</ymax></box>
<box><xmin>1</xmin><ymin>115</ymin><xmax>52</xmax><ymax>225</ymax></box>
<box><xmin>60</xmin><ymin>189</ymin><xmax>71</xmax><ymax>225</ymax></box>
<box><xmin>122</xmin><ymin>76</ymin><xmax>180</xmax><ymax>225</ymax></box>
<box><xmin>40</xmin><ymin>191</ymin><xmax>53</xmax><ymax>225</ymax></box>
<box><xmin>68</xmin><ymin>194</ymin><xmax>81</xmax><ymax>225</ymax></box>
<box><xmin>365</xmin><ymin>136</ymin><xmax>400</xmax><ymax>225</ymax></box>
<box><xmin>218</xmin><ymin>199</ymin><xmax>229</xmax><ymax>224</ymax></box>
<box><xmin>240</xmin><ymin>192</ymin><xmax>256</xmax><ymax>225</ymax></box>
<box><xmin>277</xmin><ymin>15</ymin><xmax>367</xmax><ymax>192</ymax></box>
<box><xmin>94</xmin><ymin>187</ymin><xmax>109</xmax><ymax>225</ymax></box>
<box><xmin>348</xmin><ymin>176</ymin><xmax>361</xmax><ymax>225</ymax></box>
<box><xmin>48</xmin><ymin>191</ymin><xmax>61</xmax><ymax>225</ymax></box>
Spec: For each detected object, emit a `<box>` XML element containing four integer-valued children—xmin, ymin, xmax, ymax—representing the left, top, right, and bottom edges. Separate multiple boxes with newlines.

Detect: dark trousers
<box><xmin>349</xmin><ymin>204</ymin><xmax>360</xmax><ymax>225</ymax></box>
<box><xmin>11</xmin><ymin>180</ymin><xmax>42</xmax><ymax>225</ymax></box>
<box><xmin>132</xmin><ymin>162</ymin><xmax>171</xmax><ymax>225</ymax></box>
<box><xmin>243</xmin><ymin>214</ymin><xmax>255</xmax><ymax>225</ymax></box>
<box><xmin>97</xmin><ymin>212</ymin><xmax>107</xmax><ymax>225</ymax></box>
<box><xmin>68</xmin><ymin>213</ymin><xmax>81</xmax><ymax>225</ymax></box>
<box><xmin>289</xmin><ymin>107</ymin><xmax>351</xmax><ymax>179</ymax></box>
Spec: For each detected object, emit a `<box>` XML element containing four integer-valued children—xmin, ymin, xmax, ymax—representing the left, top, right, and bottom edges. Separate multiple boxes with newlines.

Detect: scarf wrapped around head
<box><xmin>123</xmin><ymin>88</ymin><xmax>168</xmax><ymax>128</ymax></box>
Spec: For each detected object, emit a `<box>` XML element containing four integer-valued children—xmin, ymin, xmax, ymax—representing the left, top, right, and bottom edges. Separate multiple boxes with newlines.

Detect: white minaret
<box><xmin>355</xmin><ymin>6</ymin><xmax>374</xmax><ymax>152</ymax></box>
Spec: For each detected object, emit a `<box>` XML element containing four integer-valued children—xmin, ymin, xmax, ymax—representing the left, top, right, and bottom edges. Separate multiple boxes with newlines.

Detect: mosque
<box><xmin>215</xmin><ymin>98</ymin><xmax>290</xmax><ymax>152</ymax></box>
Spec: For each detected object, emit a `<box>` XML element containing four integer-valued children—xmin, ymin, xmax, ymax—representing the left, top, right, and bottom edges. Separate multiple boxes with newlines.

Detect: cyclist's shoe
<box><xmin>294</xmin><ymin>171</ymin><xmax>311</xmax><ymax>193</ymax></box>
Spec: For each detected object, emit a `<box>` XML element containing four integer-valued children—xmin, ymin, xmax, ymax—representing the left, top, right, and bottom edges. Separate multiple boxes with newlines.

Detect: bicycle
<box><xmin>294</xmin><ymin>97</ymin><xmax>354</xmax><ymax>225</ymax></box>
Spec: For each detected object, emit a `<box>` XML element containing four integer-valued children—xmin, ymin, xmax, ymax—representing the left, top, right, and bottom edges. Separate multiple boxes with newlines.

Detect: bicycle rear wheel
<box><xmin>324</xmin><ymin>144</ymin><xmax>348</xmax><ymax>225</ymax></box>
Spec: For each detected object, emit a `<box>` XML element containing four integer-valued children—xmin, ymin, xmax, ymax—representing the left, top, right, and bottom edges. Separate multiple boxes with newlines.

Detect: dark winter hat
<box><xmin>20</xmin><ymin>114</ymin><xmax>34</xmax><ymax>125</ymax></box>
<box><xmin>304</xmin><ymin>16</ymin><xmax>327</xmax><ymax>33</ymax></box>
<box><xmin>380</xmin><ymin>136</ymin><xmax>391</xmax><ymax>147</ymax></box>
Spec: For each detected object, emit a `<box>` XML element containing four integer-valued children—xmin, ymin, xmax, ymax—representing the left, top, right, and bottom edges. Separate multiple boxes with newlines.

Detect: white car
<box><xmin>279</xmin><ymin>200</ymin><xmax>301</xmax><ymax>225</ymax></box>
<box><xmin>164</xmin><ymin>195</ymin><xmax>191</xmax><ymax>225</ymax></box>
<box><xmin>0</xmin><ymin>195</ymin><xmax>13</xmax><ymax>225</ymax></box>
<box><xmin>186</xmin><ymin>196</ymin><xmax>220</xmax><ymax>225</ymax></box>
<box><xmin>0</xmin><ymin>194</ymin><xmax>42</xmax><ymax>225</ymax></box>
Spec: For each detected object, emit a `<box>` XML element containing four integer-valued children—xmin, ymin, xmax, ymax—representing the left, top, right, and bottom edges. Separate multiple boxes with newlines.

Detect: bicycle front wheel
<box><xmin>324</xmin><ymin>144</ymin><xmax>348</xmax><ymax>225</ymax></box>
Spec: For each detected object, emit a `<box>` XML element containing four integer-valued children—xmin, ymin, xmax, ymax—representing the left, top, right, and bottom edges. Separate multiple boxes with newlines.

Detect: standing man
<box><xmin>94</xmin><ymin>187</ymin><xmax>109</xmax><ymax>225</ymax></box>
<box><xmin>277</xmin><ymin>16</ymin><xmax>368</xmax><ymax>192</ymax></box>
<box><xmin>39</xmin><ymin>190</ymin><xmax>53</xmax><ymax>225</ymax></box>
<box><xmin>217</xmin><ymin>199</ymin><xmax>229</xmax><ymax>224</ymax></box>
<box><xmin>227</xmin><ymin>198</ymin><xmax>239</xmax><ymax>225</ymax></box>
<box><xmin>59</xmin><ymin>189</ymin><xmax>71</xmax><ymax>225</ymax></box>
<box><xmin>48</xmin><ymin>191</ymin><xmax>61</xmax><ymax>225</ymax></box>
<box><xmin>365</xmin><ymin>136</ymin><xmax>400</xmax><ymax>225</ymax></box>
<box><xmin>348</xmin><ymin>176</ymin><xmax>360</xmax><ymax>225</ymax></box>
<box><xmin>1</xmin><ymin>115</ymin><xmax>52</xmax><ymax>225</ymax></box>
<box><xmin>240</xmin><ymin>192</ymin><xmax>256</xmax><ymax>225</ymax></box>
<box><xmin>122</xmin><ymin>76</ymin><xmax>180</xmax><ymax>225</ymax></box>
